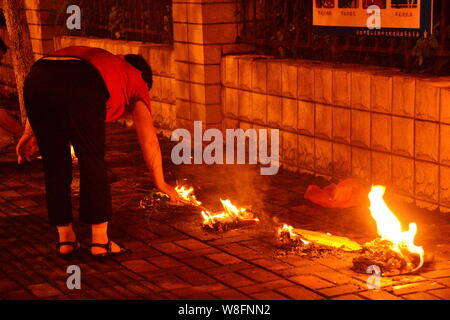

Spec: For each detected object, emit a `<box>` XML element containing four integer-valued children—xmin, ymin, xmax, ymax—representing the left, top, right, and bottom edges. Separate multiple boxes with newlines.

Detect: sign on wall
<box><xmin>313</xmin><ymin>0</ymin><xmax>433</xmax><ymax>37</ymax></box>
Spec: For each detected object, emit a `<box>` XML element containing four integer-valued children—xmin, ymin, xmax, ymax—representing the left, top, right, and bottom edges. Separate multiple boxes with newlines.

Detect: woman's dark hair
<box><xmin>0</xmin><ymin>38</ymin><xmax>7</xmax><ymax>54</ymax></box>
<box><xmin>124</xmin><ymin>54</ymin><xmax>153</xmax><ymax>90</ymax></box>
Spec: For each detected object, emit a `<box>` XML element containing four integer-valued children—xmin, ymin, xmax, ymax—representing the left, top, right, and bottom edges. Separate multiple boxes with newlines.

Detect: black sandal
<box><xmin>89</xmin><ymin>240</ymin><xmax>129</xmax><ymax>258</ymax></box>
<box><xmin>57</xmin><ymin>240</ymin><xmax>80</xmax><ymax>259</ymax></box>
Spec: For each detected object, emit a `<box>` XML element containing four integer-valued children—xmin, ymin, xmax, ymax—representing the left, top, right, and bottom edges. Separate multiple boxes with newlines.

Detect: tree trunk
<box><xmin>2</xmin><ymin>0</ymin><xmax>35</xmax><ymax>126</ymax></box>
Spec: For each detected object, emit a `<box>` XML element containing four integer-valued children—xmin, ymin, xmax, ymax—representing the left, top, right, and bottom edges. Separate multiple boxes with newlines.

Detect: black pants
<box><xmin>24</xmin><ymin>60</ymin><xmax>112</xmax><ymax>225</ymax></box>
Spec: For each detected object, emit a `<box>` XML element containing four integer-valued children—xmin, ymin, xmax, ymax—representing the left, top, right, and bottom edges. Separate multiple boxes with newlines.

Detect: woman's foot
<box><xmin>90</xmin><ymin>240</ymin><xmax>123</xmax><ymax>256</ymax></box>
<box><xmin>91</xmin><ymin>222</ymin><xmax>125</xmax><ymax>256</ymax></box>
<box><xmin>57</xmin><ymin>224</ymin><xmax>77</xmax><ymax>255</ymax></box>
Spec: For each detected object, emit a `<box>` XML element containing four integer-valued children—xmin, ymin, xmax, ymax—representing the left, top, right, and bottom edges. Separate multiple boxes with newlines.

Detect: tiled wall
<box><xmin>54</xmin><ymin>36</ymin><xmax>177</xmax><ymax>133</ymax></box>
<box><xmin>221</xmin><ymin>54</ymin><xmax>450</xmax><ymax>212</ymax></box>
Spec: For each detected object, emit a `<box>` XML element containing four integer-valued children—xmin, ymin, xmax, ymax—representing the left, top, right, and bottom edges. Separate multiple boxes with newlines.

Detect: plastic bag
<box><xmin>304</xmin><ymin>178</ymin><xmax>368</xmax><ymax>208</ymax></box>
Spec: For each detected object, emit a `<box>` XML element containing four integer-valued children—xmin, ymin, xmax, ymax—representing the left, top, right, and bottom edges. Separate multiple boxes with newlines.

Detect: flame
<box><xmin>278</xmin><ymin>224</ymin><xmax>310</xmax><ymax>244</ymax></box>
<box><xmin>368</xmin><ymin>186</ymin><xmax>424</xmax><ymax>271</ymax></box>
<box><xmin>173</xmin><ymin>185</ymin><xmax>259</xmax><ymax>229</ymax></box>
<box><xmin>70</xmin><ymin>145</ymin><xmax>77</xmax><ymax>162</ymax></box>
<box><xmin>175</xmin><ymin>185</ymin><xmax>202</xmax><ymax>206</ymax></box>
<box><xmin>202</xmin><ymin>199</ymin><xmax>259</xmax><ymax>227</ymax></box>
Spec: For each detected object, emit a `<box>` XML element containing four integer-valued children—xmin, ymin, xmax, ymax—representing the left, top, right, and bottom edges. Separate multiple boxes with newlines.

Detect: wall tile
<box><xmin>281</xmin><ymin>131</ymin><xmax>298</xmax><ymax>167</ymax></box>
<box><xmin>175</xmin><ymin>99</ymin><xmax>190</xmax><ymax>121</ymax></box>
<box><xmin>351</xmin><ymin>147</ymin><xmax>371</xmax><ymax>183</ymax></box>
<box><xmin>440</xmin><ymin>124</ymin><xmax>450</xmax><ymax>166</ymax></box>
<box><xmin>223</xmin><ymin>55</ymin><xmax>239</xmax><ymax>88</ymax></box>
<box><xmin>392</xmin><ymin>155</ymin><xmax>414</xmax><ymax>197</ymax></box>
<box><xmin>281</xmin><ymin>63</ymin><xmax>298</xmax><ymax>98</ymax></box>
<box><xmin>371</xmin><ymin>113</ymin><xmax>391</xmax><ymax>152</ymax></box>
<box><xmin>267</xmin><ymin>95</ymin><xmax>282</xmax><ymax>128</ymax></box>
<box><xmin>282</xmin><ymin>98</ymin><xmax>298</xmax><ymax>131</ymax></box>
<box><xmin>315</xmin><ymin>103</ymin><xmax>332</xmax><ymax>140</ymax></box>
<box><xmin>223</xmin><ymin>87</ymin><xmax>238</xmax><ymax>118</ymax></box>
<box><xmin>372</xmin><ymin>151</ymin><xmax>392</xmax><ymax>187</ymax></box>
<box><xmin>392</xmin><ymin>116</ymin><xmax>414</xmax><ymax>157</ymax></box>
<box><xmin>351</xmin><ymin>110</ymin><xmax>371</xmax><ymax>148</ymax></box>
<box><xmin>440</xmin><ymin>88</ymin><xmax>450</xmax><ymax>124</ymax></box>
<box><xmin>392</xmin><ymin>75</ymin><xmax>415</xmax><ymax>117</ymax></box>
<box><xmin>238</xmin><ymin>90</ymin><xmax>252</xmax><ymax>121</ymax></box>
<box><xmin>332</xmin><ymin>69</ymin><xmax>351</xmax><ymax>107</ymax></box>
<box><xmin>415</xmin><ymin>160</ymin><xmax>439</xmax><ymax>203</ymax></box>
<box><xmin>267</xmin><ymin>61</ymin><xmax>282</xmax><ymax>95</ymax></box>
<box><xmin>440</xmin><ymin>165</ymin><xmax>450</xmax><ymax>208</ymax></box>
<box><xmin>298</xmin><ymin>135</ymin><xmax>315</xmax><ymax>171</ymax></box>
<box><xmin>415</xmin><ymin>120</ymin><xmax>439</xmax><ymax>162</ymax></box>
<box><xmin>252</xmin><ymin>59</ymin><xmax>267</xmax><ymax>93</ymax></box>
<box><xmin>298</xmin><ymin>63</ymin><xmax>315</xmax><ymax>101</ymax></box>
<box><xmin>415</xmin><ymin>80</ymin><xmax>440</xmax><ymax>121</ymax></box>
<box><xmin>298</xmin><ymin>101</ymin><xmax>315</xmax><ymax>136</ymax></box>
<box><xmin>222</xmin><ymin>118</ymin><xmax>239</xmax><ymax>133</ymax></box>
<box><xmin>314</xmin><ymin>67</ymin><xmax>333</xmax><ymax>104</ymax></box>
<box><xmin>315</xmin><ymin>139</ymin><xmax>332</xmax><ymax>175</ymax></box>
<box><xmin>332</xmin><ymin>107</ymin><xmax>350</xmax><ymax>144</ymax></box>
<box><xmin>351</xmin><ymin>71</ymin><xmax>371</xmax><ymax>110</ymax></box>
<box><xmin>332</xmin><ymin>143</ymin><xmax>351</xmax><ymax>177</ymax></box>
<box><xmin>252</xmin><ymin>93</ymin><xmax>267</xmax><ymax>125</ymax></box>
<box><xmin>238</xmin><ymin>56</ymin><xmax>253</xmax><ymax>90</ymax></box>
<box><xmin>371</xmin><ymin>74</ymin><xmax>392</xmax><ymax>113</ymax></box>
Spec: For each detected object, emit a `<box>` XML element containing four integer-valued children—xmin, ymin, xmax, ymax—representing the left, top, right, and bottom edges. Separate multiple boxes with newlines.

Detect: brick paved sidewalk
<box><xmin>1</xmin><ymin>124</ymin><xmax>450</xmax><ymax>300</ymax></box>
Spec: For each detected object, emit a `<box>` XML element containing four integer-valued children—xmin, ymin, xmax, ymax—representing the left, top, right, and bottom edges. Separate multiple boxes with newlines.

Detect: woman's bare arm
<box><xmin>132</xmin><ymin>100</ymin><xmax>179</xmax><ymax>202</ymax></box>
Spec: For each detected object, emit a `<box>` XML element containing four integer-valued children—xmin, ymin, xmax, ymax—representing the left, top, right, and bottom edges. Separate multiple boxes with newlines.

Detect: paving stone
<box><xmin>182</xmin><ymin>256</ymin><xmax>220</xmax><ymax>269</ymax></box>
<box><xmin>359</xmin><ymin>290</ymin><xmax>404</xmax><ymax>300</ymax></box>
<box><xmin>213</xmin><ymin>272</ymin><xmax>256</xmax><ymax>288</ymax></box>
<box><xmin>206</xmin><ymin>252</ymin><xmax>243</xmax><ymax>265</ymax></box>
<box><xmin>428</xmin><ymin>288</ymin><xmax>450</xmax><ymax>299</ymax></box>
<box><xmin>318</xmin><ymin>284</ymin><xmax>364</xmax><ymax>297</ymax></box>
<box><xmin>240</xmin><ymin>280</ymin><xmax>293</xmax><ymax>294</ymax></box>
<box><xmin>148</xmin><ymin>255</ymin><xmax>184</xmax><ymax>269</ymax></box>
<box><xmin>205</xmin><ymin>262</ymin><xmax>253</xmax><ymax>275</ymax></box>
<box><xmin>332</xmin><ymin>294</ymin><xmax>365</xmax><ymax>300</ymax></box>
<box><xmin>252</xmin><ymin>290</ymin><xmax>289</xmax><ymax>300</ymax></box>
<box><xmin>403</xmin><ymin>292</ymin><xmax>441</xmax><ymax>300</ymax></box>
<box><xmin>212</xmin><ymin>289</ymin><xmax>251</xmax><ymax>300</ymax></box>
<box><xmin>176</xmin><ymin>269</ymin><xmax>217</xmax><ymax>286</ymax></box>
<box><xmin>121</xmin><ymin>259</ymin><xmax>159</xmax><ymax>273</ymax></box>
<box><xmin>2</xmin><ymin>289</ymin><xmax>35</xmax><ymax>300</ymax></box>
<box><xmin>392</xmin><ymin>281</ymin><xmax>445</xmax><ymax>295</ymax></box>
<box><xmin>27</xmin><ymin>283</ymin><xmax>61</xmax><ymax>298</ymax></box>
<box><xmin>152</xmin><ymin>242</ymin><xmax>187</xmax><ymax>254</ymax></box>
<box><xmin>0</xmin><ymin>279</ymin><xmax>21</xmax><ymax>293</ymax></box>
<box><xmin>175</xmin><ymin>239</ymin><xmax>211</xmax><ymax>250</ymax></box>
<box><xmin>251</xmin><ymin>258</ymin><xmax>290</xmax><ymax>271</ymax></box>
<box><xmin>238</xmin><ymin>268</ymin><xmax>282</xmax><ymax>282</ymax></box>
<box><xmin>150</xmin><ymin>275</ymin><xmax>191</xmax><ymax>290</ymax></box>
<box><xmin>276</xmin><ymin>286</ymin><xmax>324</xmax><ymax>300</ymax></box>
<box><xmin>289</xmin><ymin>275</ymin><xmax>335</xmax><ymax>290</ymax></box>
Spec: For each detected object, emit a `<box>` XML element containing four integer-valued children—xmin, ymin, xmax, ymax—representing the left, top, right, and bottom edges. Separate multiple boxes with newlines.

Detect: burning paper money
<box><xmin>353</xmin><ymin>186</ymin><xmax>425</xmax><ymax>276</ymax></box>
<box><xmin>201</xmin><ymin>199</ymin><xmax>259</xmax><ymax>232</ymax></box>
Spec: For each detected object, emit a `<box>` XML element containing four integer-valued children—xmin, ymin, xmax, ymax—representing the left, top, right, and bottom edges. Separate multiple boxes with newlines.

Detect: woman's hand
<box><xmin>16</xmin><ymin>133</ymin><xmax>39</xmax><ymax>164</ymax></box>
<box><xmin>157</xmin><ymin>182</ymin><xmax>180</xmax><ymax>204</ymax></box>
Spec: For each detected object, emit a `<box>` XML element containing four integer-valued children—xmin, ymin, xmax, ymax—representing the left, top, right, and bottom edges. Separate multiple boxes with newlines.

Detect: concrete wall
<box><xmin>221</xmin><ymin>54</ymin><xmax>450</xmax><ymax>212</ymax></box>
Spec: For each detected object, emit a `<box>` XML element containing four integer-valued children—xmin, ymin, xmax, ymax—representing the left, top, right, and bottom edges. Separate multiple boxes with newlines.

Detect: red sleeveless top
<box><xmin>44</xmin><ymin>46</ymin><xmax>151</xmax><ymax>122</ymax></box>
